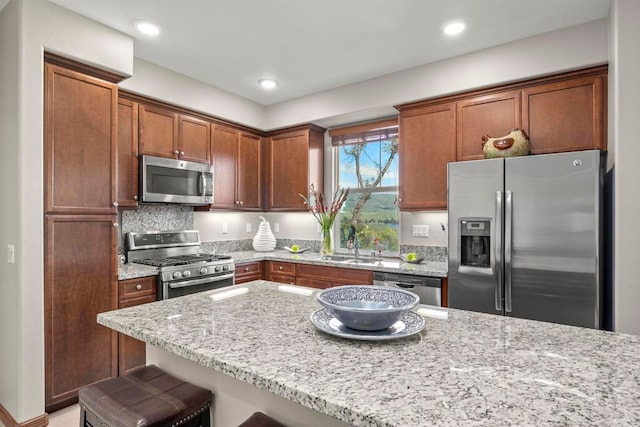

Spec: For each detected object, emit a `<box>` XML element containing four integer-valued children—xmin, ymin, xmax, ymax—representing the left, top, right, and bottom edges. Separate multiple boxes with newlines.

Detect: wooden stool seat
<box><xmin>79</xmin><ymin>365</ymin><xmax>212</xmax><ymax>427</ymax></box>
<box><xmin>238</xmin><ymin>412</ymin><xmax>286</xmax><ymax>427</ymax></box>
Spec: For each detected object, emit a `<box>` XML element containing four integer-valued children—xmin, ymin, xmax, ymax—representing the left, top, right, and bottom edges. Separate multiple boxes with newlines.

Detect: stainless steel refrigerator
<box><xmin>447</xmin><ymin>150</ymin><xmax>604</xmax><ymax>328</ymax></box>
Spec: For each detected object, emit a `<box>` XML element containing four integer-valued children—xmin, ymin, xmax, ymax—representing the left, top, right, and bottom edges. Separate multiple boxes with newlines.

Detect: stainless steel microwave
<box><xmin>140</xmin><ymin>155</ymin><xmax>214</xmax><ymax>205</ymax></box>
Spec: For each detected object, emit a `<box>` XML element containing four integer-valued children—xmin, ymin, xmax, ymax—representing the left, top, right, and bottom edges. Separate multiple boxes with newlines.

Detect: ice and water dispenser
<box><xmin>460</xmin><ymin>219</ymin><xmax>491</xmax><ymax>268</ymax></box>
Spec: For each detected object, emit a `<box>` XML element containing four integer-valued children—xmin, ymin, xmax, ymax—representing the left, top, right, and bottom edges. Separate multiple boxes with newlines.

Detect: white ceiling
<box><xmin>47</xmin><ymin>0</ymin><xmax>611</xmax><ymax>105</ymax></box>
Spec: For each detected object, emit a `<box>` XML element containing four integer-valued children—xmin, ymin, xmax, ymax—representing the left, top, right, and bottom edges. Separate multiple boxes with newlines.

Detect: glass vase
<box><xmin>320</xmin><ymin>224</ymin><xmax>334</xmax><ymax>256</ymax></box>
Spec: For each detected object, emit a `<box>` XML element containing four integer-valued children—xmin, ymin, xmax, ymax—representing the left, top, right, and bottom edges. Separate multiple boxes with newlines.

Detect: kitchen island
<box><xmin>97</xmin><ymin>281</ymin><xmax>640</xmax><ymax>426</ymax></box>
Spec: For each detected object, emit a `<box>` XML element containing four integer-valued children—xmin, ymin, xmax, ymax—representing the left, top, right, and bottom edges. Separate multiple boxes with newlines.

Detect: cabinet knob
<box><xmin>112</xmin><ymin>201</ymin><xmax>118</xmax><ymax>207</ymax></box>
<box><xmin>135</xmin><ymin>284</ymin><xmax>142</xmax><ymax>290</ymax></box>
<box><xmin>180</xmin><ymin>151</ymin><xmax>185</xmax><ymax>156</ymax></box>
<box><xmin>113</xmin><ymin>223</ymin><xmax>118</xmax><ymax>228</ymax></box>
<box><xmin>134</xmin><ymin>195</ymin><xmax>138</xmax><ymax>201</ymax></box>
<box><xmin>279</xmin><ymin>266</ymin><xmax>283</xmax><ymax>270</ymax></box>
<box><xmin>239</xmin><ymin>201</ymin><xmax>244</xmax><ymax>205</ymax></box>
<box><xmin>174</xmin><ymin>150</ymin><xmax>179</xmax><ymax>155</ymax></box>
<box><xmin>245</xmin><ymin>267</ymin><xmax>250</xmax><ymax>272</ymax></box>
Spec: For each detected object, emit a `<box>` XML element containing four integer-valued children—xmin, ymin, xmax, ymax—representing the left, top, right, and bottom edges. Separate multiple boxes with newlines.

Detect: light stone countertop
<box><xmin>118</xmin><ymin>250</ymin><xmax>447</xmax><ymax>280</ymax></box>
<box><xmin>98</xmin><ymin>280</ymin><xmax>640</xmax><ymax>426</ymax></box>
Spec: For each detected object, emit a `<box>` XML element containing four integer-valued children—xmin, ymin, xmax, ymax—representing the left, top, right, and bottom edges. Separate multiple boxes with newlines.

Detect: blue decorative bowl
<box><xmin>316</xmin><ymin>285</ymin><xmax>420</xmax><ymax>331</ymax></box>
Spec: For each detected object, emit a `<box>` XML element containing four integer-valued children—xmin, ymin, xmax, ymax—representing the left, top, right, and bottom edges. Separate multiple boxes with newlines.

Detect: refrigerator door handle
<box><xmin>505</xmin><ymin>191</ymin><xmax>513</xmax><ymax>313</ymax></box>
<box><xmin>494</xmin><ymin>191</ymin><xmax>503</xmax><ymax>312</ymax></box>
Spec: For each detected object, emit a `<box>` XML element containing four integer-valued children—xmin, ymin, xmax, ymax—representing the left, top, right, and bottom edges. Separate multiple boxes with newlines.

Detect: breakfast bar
<box><xmin>97</xmin><ymin>281</ymin><xmax>640</xmax><ymax>426</ymax></box>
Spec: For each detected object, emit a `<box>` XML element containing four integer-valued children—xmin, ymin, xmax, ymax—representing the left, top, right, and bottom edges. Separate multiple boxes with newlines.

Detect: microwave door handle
<box><xmin>200</xmin><ymin>173</ymin><xmax>206</xmax><ymax>198</ymax></box>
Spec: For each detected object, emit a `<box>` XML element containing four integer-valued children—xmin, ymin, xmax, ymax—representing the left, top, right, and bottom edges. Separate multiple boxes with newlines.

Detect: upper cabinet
<box><xmin>265</xmin><ymin>125</ymin><xmax>325</xmax><ymax>211</ymax></box>
<box><xmin>398</xmin><ymin>103</ymin><xmax>456</xmax><ymax>210</ymax></box>
<box><xmin>396</xmin><ymin>65</ymin><xmax>607</xmax><ymax>210</ymax></box>
<box><xmin>117</xmin><ymin>98</ymin><xmax>139</xmax><ymax>208</ymax></box>
<box><xmin>522</xmin><ymin>75</ymin><xmax>606</xmax><ymax>154</ymax></box>
<box><xmin>210</xmin><ymin>124</ymin><xmax>262</xmax><ymax>210</ymax></box>
<box><xmin>45</xmin><ymin>63</ymin><xmax>118</xmax><ymax>214</ymax></box>
<box><xmin>456</xmin><ymin>91</ymin><xmax>521</xmax><ymax>161</ymax></box>
<box><xmin>139</xmin><ymin>103</ymin><xmax>211</xmax><ymax>163</ymax></box>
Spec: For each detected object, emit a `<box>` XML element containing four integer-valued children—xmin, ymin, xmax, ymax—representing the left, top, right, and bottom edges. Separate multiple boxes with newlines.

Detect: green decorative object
<box><xmin>300</xmin><ymin>184</ymin><xmax>349</xmax><ymax>257</ymax></box>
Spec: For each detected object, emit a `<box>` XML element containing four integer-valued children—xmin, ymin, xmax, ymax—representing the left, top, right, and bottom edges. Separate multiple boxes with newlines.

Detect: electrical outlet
<box><xmin>246</xmin><ymin>223</ymin><xmax>251</xmax><ymax>233</ymax></box>
<box><xmin>222</xmin><ymin>223</ymin><xmax>228</xmax><ymax>234</ymax></box>
<box><xmin>412</xmin><ymin>225</ymin><xmax>429</xmax><ymax>237</ymax></box>
<box><xmin>274</xmin><ymin>223</ymin><xmax>280</xmax><ymax>233</ymax></box>
<box><xmin>7</xmin><ymin>244</ymin><xmax>15</xmax><ymax>264</ymax></box>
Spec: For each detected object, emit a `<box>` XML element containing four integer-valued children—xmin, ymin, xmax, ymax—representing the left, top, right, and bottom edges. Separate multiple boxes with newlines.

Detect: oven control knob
<box><xmin>215</xmin><ymin>265</ymin><xmax>222</xmax><ymax>272</ymax></box>
<box><xmin>200</xmin><ymin>267</ymin><xmax>208</xmax><ymax>275</ymax></box>
<box><xmin>223</xmin><ymin>264</ymin><xmax>230</xmax><ymax>271</ymax></box>
<box><xmin>183</xmin><ymin>270</ymin><xmax>191</xmax><ymax>278</ymax></box>
<box><xmin>172</xmin><ymin>271</ymin><xmax>182</xmax><ymax>279</ymax></box>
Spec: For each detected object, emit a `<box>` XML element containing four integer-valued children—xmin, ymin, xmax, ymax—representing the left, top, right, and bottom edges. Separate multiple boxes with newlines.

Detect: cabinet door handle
<box><xmin>136</xmin><ymin>284</ymin><xmax>142</xmax><ymax>290</ymax></box>
<box><xmin>174</xmin><ymin>150</ymin><xmax>179</xmax><ymax>155</ymax></box>
<box><xmin>239</xmin><ymin>201</ymin><xmax>244</xmax><ymax>205</ymax></box>
<box><xmin>180</xmin><ymin>151</ymin><xmax>185</xmax><ymax>156</ymax></box>
<box><xmin>133</xmin><ymin>195</ymin><xmax>138</xmax><ymax>201</ymax></box>
<box><xmin>113</xmin><ymin>223</ymin><xmax>118</xmax><ymax>228</ymax></box>
<box><xmin>112</xmin><ymin>202</ymin><xmax>118</xmax><ymax>207</ymax></box>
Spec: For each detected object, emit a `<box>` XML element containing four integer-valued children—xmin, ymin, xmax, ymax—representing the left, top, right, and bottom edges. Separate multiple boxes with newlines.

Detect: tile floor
<box><xmin>48</xmin><ymin>404</ymin><xmax>79</xmax><ymax>427</ymax></box>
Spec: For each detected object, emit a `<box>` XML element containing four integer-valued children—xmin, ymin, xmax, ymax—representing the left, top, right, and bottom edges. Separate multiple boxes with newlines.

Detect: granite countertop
<box><xmin>118</xmin><ymin>250</ymin><xmax>448</xmax><ymax>280</ymax></box>
<box><xmin>98</xmin><ymin>281</ymin><xmax>640</xmax><ymax>426</ymax></box>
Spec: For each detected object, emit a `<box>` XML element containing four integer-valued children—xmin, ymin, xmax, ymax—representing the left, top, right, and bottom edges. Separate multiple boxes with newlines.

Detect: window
<box><xmin>331</xmin><ymin>119</ymin><xmax>399</xmax><ymax>253</ymax></box>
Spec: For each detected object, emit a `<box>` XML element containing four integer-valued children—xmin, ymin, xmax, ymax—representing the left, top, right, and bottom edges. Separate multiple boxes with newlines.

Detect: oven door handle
<box><xmin>168</xmin><ymin>273</ymin><xmax>235</xmax><ymax>289</ymax></box>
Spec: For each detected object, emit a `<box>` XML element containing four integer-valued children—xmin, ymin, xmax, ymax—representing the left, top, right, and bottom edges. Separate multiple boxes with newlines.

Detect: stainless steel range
<box><xmin>126</xmin><ymin>230</ymin><xmax>235</xmax><ymax>299</ymax></box>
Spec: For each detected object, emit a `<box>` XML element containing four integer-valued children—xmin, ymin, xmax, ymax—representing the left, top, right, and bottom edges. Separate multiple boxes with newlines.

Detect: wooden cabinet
<box><xmin>117</xmin><ymin>98</ymin><xmax>139</xmax><ymax>208</ymax></box>
<box><xmin>398</xmin><ymin>103</ymin><xmax>456</xmax><ymax>210</ymax></box>
<box><xmin>44</xmin><ymin>58</ymin><xmax>123</xmax><ymax>412</ymax></box>
<box><xmin>211</xmin><ymin>124</ymin><xmax>262</xmax><ymax>210</ymax></box>
<box><xmin>522</xmin><ymin>75</ymin><xmax>606</xmax><ymax>154</ymax></box>
<box><xmin>456</xmin><ymin>91</ymin><xmax>521</xmax><ymax>161</ymax></box>
<box><xmin>296</xmin><ymin>264</ymin><xmax>372</xmax><ymax>289</ymax></box>
<box><xmin>266</xmin><ymin>261</ymin><xmax>296</xmax><ymax>284</ymax></box>
<box><xmin>44</xmin><ymin>215</ymin><xmax>118</xmax><ymax>412</ymax></box>
<box><xmin>139</xmin><ymin>103</ymin><xmax>211</xmax><ymax>163</ymax></box>
<box><xmin>266</xmin><ymin>125</ymin><xmax>325</xmax><ymax>211</ymax></box>
<box><xmin>44</xmin><ymin>63</ymin><xmax>117</xmax><ymax>215</ymax></box>
<box><xmin>118</xmin><ymin>277</ymin><xmax>157</xmax><ymax>376</ymax></box>
<box><xmin>396</xmin><ymin>66</ymin><xmax>607</xmax><ymax>210</ymax></box>
<box><xmin>235</xmin><ymin>261</ymin><xmax>264</xmax><ymax>284</ymax></box>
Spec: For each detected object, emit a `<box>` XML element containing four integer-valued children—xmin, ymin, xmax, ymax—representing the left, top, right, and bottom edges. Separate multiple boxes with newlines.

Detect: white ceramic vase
<box><xmin>253</xmin><ymin>216</ymin><xmax>276</xmax><ymax>252</ymax></box>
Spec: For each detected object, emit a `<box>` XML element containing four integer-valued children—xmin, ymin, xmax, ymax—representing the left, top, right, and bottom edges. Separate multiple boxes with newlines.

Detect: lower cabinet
<box><xmin>44</xmin><ymin>215</ymin><xmax>118</xmax><ymax>412</ymax></box>
<box><xmin>266</xmin><ymin>261</ymin><xmax>296</xmax><ymax>285</ymax></box>
<box><xmin>296</xmin><ymin>264</ymin><xmax>372</xmax><ymax>289</ymax></box>
<box><xmin>117</xmin><ymin>276</ymin><xmax>157</xmax><ymax>376</ymax></box>
<box><xmin>235</xmin><ymin>261</ymin><xmax>264</xmax><ymax>284</ymax></box>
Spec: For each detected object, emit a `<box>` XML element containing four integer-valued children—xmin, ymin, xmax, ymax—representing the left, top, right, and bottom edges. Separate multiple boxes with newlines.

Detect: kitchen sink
<box><xmin>316</xmin><ymin>254</ymin><xmax>380</xmax><ymax>266</ymax></box>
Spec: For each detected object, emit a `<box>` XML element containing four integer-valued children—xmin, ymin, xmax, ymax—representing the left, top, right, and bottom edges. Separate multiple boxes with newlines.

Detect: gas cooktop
<box><xmin>134</xmin><ymin>254</ymin><xmax>232</xmax><ymax>268</ymax></box>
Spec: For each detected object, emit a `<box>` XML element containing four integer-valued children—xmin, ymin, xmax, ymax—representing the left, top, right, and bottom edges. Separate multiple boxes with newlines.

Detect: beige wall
<box><xmin>0</xmin><ymin>0</ymin><xmax>134</xmax><ymax>422</ymax></box>
<box><xmin>0</xmin><ymin>0</ymin><xmax>21</xmax><ymax>419</ymax></box>
<box><xmin>610</xmin><ymin>0</ymin><xmax>640</xmax><ymax>335</ymax></box>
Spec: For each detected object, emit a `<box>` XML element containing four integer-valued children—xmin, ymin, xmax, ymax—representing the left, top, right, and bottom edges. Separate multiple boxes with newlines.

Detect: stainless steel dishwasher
<box><xmin>373</xmin><ymin>272</ymin><xmax>442</xmax><ymax>307</ymax></box>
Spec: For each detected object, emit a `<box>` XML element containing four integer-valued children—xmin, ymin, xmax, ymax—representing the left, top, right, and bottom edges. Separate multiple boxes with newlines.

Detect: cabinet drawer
<box><xmin>295</xmin><ymin>277</ymin><xmax>332</xmax><ymax>290</ymax></box>
<box><xmin>269</xmin><ymin>273</ymin><xmax>296</xmax><ymax>285</ymax></box>
<box><xmin>119</xmin><ymin>276</ymin><xmax>157</xmax><ymax>301</ymax></box>
<box><xmin>235</xmin><ymin>261</ymin><xmax>263</xmax><ymax>284</ymax></box>
<box><xmin>268</xmin><ymin>261</ymin><xmax>295</xmax><ymax>276</ymax></box>
<box><xmin>297</xmin><ymin>264</ymin><xmax>372</xmax><ymax>285</ymax></box>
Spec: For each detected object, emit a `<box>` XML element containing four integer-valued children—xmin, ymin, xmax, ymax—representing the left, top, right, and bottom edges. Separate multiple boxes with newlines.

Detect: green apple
<box><xmin>407</xmin><ymin>252</ymin><xmax>417</xmax><ymax>261</ymax></box>
<box><xmin>291</xmin><ymin>245</ymin><xmax>299</xmax><ymax>252</ymax></box>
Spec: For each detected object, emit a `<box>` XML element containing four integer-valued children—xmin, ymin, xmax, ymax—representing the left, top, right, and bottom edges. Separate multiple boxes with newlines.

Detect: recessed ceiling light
<box><xmin>258</xmin><ymin>79</ymin><xmax>278</xmax><ymax>89</ymax></box>
<box><xmin>135</xmin><ymin>20</ymin><xmax>160</xmax><ymax>36</ymax></box>
<box><xmin>443</xmin><ymin>21</ymin><xmax>466</xmax><ymax>36</ymax></box>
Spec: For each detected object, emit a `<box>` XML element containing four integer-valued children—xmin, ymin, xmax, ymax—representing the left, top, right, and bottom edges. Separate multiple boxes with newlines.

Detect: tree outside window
<box><xmin>333</xmin><ymin>123</ymin><xmax>399</xmax><ymax>253</ymax></box>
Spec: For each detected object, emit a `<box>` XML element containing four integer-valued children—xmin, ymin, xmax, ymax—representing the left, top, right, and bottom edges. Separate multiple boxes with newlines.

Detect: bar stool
<box><xmin>79</xmin><ymin>365</ymin><xmax>213</xmax><ymax>427</ymax></box>
<box><xmin>238</xmin><ymin>412</ymin><xmax>286</xmax><ymax>427</ymax></box>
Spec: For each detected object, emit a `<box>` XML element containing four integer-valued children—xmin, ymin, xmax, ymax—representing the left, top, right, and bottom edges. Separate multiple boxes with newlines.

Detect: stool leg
<box><xmin>200</xmin><ymin>405</ymin><xmax>211</xmax><ymax>427</ymax></box>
